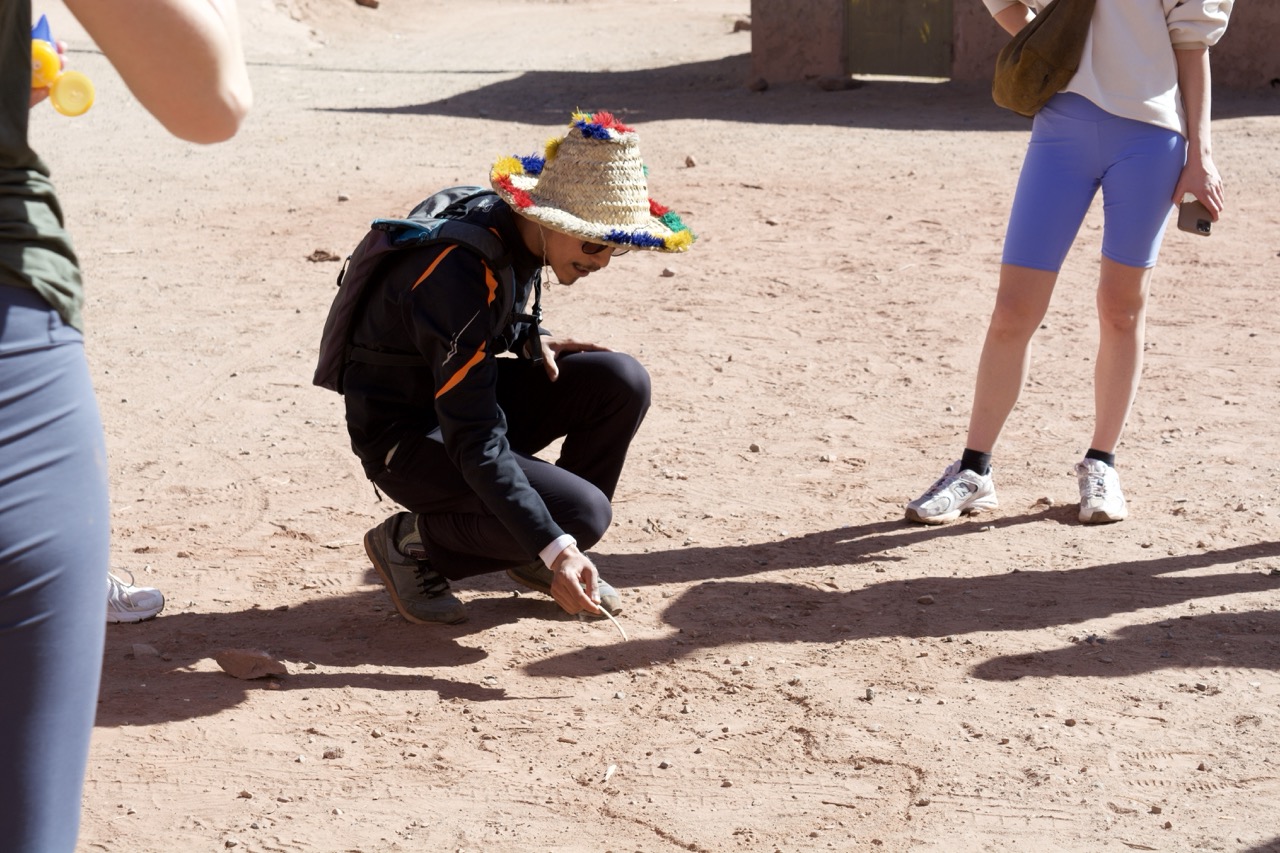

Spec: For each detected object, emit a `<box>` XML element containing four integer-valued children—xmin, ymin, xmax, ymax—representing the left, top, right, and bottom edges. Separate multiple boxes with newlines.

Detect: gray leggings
<box><xmin>0</xmin><ymin>286</ymin><xmax>110</xmax><ymax>852</ymax></box>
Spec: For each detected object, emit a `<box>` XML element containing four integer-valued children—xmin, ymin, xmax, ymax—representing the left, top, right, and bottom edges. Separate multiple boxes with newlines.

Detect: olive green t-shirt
<box><xmin>0</xmin><ymin>1</ymin><xmax>83</xmax><ymax>331</ymax></box>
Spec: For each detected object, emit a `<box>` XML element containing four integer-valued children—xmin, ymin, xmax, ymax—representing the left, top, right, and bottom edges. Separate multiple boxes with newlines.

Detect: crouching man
<box><xmin>338</xmin><ymin>111</ymin><xmax>694</xmax><ymax>624</ymax></box>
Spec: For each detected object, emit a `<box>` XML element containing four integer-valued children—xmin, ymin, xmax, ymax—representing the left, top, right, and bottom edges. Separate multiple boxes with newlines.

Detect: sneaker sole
<box><xmin>106</xmin><ymin>607</ymin><xmax>162</xmax><ymax>624</ymax></box>
<box><xmin>1080</xmin><ymin>508</ymin><xmax>1127</xmax><ymax>524</ymax></box>
<box><xmin>364</xmin><ymin>528</ymin><xmax>467</xmax><ymax>626</ymax></box>
<box><xmin>905</xmin><ymin>498</ymin><xmax>998</xmax><ymax>525</ymax></box>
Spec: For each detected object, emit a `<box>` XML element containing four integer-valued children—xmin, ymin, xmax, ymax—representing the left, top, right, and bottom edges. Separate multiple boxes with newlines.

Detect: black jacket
<box><xmin>342</xmin><ymin>198</ymin><xmax>563</xmax><ymax>556</ymax></box>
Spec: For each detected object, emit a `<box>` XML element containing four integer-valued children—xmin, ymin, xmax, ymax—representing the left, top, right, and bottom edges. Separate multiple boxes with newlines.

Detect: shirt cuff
<box><xmin>540</xmin><ymin>534</ymin><xmax>577</xmax><ymax>569</ymax></box>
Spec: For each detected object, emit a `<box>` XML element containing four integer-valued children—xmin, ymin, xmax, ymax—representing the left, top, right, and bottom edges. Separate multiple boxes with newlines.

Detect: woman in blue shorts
<box><xmin>1</xmin><ymin>3</ymin><xmax>250</xmax><ymax>850</ymax></box>
<box><xmin>905</xmin><ymin>0</ymin><xmax>1233</xmax><ymax>526</ymax></box>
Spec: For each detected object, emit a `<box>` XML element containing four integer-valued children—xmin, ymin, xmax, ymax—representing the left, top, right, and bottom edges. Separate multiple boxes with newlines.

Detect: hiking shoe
<box><xmin>905</xmin><ymin>460</ymin><xmax>998</xmax><ymax>524</ymax></box>
<box><xmin>106</xmin><ymin>571</ymin><xmax>165</xmax><ymax>623</ymax></box>
<box><xmin>364</xmin><ymin>512</ymin><xmax>467</xmax><ymax>624</ymax></box>
<box><xmin>506</xmin><ymin>560</ymin><xmax>623</xmax><ymax>615</ymax></box>
<box><xmin>1075</xmin><ymin>458</ymin><xmax>1127</xmax><ymax>524</ymax></box>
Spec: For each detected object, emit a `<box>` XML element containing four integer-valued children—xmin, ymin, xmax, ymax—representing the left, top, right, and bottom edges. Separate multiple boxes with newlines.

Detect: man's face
<box><xmin>542</xmin><ymin>228</ymin><xmax>615</xmax><ymax>285</ymax></box>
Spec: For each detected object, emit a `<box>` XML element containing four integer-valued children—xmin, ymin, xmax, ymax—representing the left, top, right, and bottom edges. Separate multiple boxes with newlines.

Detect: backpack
<box><xmin>313</xmin><ymin>186</ymin><xmax>531</xmax><ymax>394</ymax></box>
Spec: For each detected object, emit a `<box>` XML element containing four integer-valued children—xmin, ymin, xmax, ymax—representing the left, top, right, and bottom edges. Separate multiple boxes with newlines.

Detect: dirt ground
<box><xmin>30</xmin><ymin>0</ymin><xmax>1280</xmax><ymax>850</ymax></box>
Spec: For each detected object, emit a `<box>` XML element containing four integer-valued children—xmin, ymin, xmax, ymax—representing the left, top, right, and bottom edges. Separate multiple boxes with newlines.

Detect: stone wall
<box><xmin>749</xmin><ymin>0</ymin><xmax>845</xmax><ymax>82</ymax></box>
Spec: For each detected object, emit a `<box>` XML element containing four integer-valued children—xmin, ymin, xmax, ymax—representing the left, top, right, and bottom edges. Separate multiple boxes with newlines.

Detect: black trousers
<box><xmin>372</xmin><ymin>351</ymin><xmax>651</xmax><ymax>580</ymax></box>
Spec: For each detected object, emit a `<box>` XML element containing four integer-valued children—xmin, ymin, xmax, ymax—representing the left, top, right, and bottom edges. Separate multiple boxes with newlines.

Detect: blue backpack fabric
<box><xmin>313</xmin><ymin>186</ymin><xmax>523</xmax><ymax>394</ymax></box>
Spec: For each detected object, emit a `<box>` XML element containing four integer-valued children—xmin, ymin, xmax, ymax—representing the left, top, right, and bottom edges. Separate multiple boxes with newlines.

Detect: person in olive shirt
<box><xmin>349</xmin><ymin>111</ymin><xmax>694</xmax><ymax>625</ymax></box>
<box><xmin>0</xmin><ymin>3</ymin><xmax>249</xmax><ymax>851</ymax></box>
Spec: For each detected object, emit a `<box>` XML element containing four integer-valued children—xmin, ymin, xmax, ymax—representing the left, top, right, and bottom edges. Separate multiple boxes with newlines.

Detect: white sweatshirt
<box><xmin>982</xmin><ymin>0</ymin><xmax>1233</xmax><ymax>135</ymax></box>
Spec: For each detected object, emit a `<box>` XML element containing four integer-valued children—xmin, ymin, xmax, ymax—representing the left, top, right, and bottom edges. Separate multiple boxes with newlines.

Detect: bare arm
<box><xmin>64</xmin><ymin>0</ymin><xmax>252</xmax><ymax>143</ymax></box>
<box><xmin>1172</xmin><ymin>47</ymin><xmax>1223</xmax><ymax>218</ymax></box>
<box><xmin>994</xmin><ymin>3</ymin><xmax>1035</xmax><ymax>36</ymax></box>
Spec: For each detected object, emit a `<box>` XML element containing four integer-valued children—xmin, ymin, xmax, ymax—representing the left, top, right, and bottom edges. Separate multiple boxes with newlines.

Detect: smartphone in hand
<box><xmin>1177</xmin><ymin>198</ymin><xmax>1213</xmax><ymax>237</ymax></box>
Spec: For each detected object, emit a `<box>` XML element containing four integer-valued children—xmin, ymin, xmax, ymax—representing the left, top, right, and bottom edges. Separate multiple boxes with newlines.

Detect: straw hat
<box><xmin>490</xmin><ymin>111</ymin><xmax>694</xmax><ymax>253</ymax></box>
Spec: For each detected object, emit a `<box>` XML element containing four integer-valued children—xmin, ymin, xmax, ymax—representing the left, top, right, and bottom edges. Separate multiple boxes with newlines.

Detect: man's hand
<box><xmin>537</xmin><ymin>336</ymin><xmax>613</xmax><ymax>382</ymax></box>
<box><xmin>548</xmin><ymin>544</ymin><xmax>604</xmax><ymax>616</ymax></box>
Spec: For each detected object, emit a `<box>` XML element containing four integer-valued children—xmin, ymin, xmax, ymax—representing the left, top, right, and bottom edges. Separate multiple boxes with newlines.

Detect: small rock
<box><xmin>237</xmin><ymin>790</ymin><xmax>252</xmax><ymax>799</ymax></box>
<box><xmin>214</xmin><ymin>649</ymin><xmax>287</xmax><ymax>680</ymax></box>
<box><xmin>306</xmin><ymin>249</ymin><xmax>341</xmax><ymax>263</ymax></box>
<box><xmin>917</xmin><ymin>595</ymin><xmax>935</xmax><ymax>605</ymax></box>
<box><xmin>721</xmin><ymin>780</ymin><xmax>733</xmax><ymax>788</ymax></box>
<box><xmin>322</xmin><ymin>748</ymin><xmax>344</xmax><ymax>760</ymax></box>
<box><xmin>685</xmin><ymin>155</ymin><xmax>697</xmax><ymax>168</ymax></box>
<box><xmin>1197</xmin><ymin>762</ymin><xmax>1209</xmax><ymax>771</ymax></box>
<box><xmin>1150</xmin><ymin>805</ymin><xmax>1163</xmax><ymax>815</ymax></box>
<box><xmin>746</xmin><ymin>77</ymin><xmax>768</xmax><ymax>93</ymax></box>
<box><xmin>749</xmin><ymin>443</ymin><xmax>762</xmax><ymax>453</ymax></box>
<box><xmin>732</xmin><ymin>17</ymin><xmax>751</xmax><ymax>32</ymax></box>
<box><xmin>660</xmin><ymin>267</ymin><xmax>676</xmax><ymax>278</ymax></box>
<box><xmin>658</xmin><ymin>761</ymin><xmax>671</xmax><ymax>770</ymax></box>
<box><xmin>1065</xmin><ymin>718</ymin><xmax>1077</xmax><ymax>727</ymax></box>
<box><xmin>130</xmin><ymin>643</ymin><xmax>160</xmax><ymax>658</ymax></box>
<box><xmin>354</xmin><ymin>0</ymin><xmax>379</xmax><ymax>8</ymax></box>
<box><xmin>337</xmin><ymin>193</ymin><xmax>350</xmax><ymax>202</ymax></box>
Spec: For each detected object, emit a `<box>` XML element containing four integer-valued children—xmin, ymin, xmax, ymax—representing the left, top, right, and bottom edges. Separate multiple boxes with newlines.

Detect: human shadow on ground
<box><xmin>319</xmin><ymin>54</ymin><xmax>1029</xmax><ymax>133</ymax></box>
<box><xmin>99</xmin><ymin>517</ymin><xmax>1280</xmax><ymax>724</ymax></box>
<box><xmin>96</xmin><ymin>577</ymin><xmax>595</xmax><ymax>728</ymax></box>
<box><xmin>1241</xmin><ymin>838</ymin><xmax>1280</xmax><ymax>853</ymax></box>
<box><xmin>971</xmin><ymin>607</ymin><xmax>1280</xmax><ymax>681</ymax></box>
<box><xmin>319</xmin><ymin>54</ymin><xmax>1280</xmax><ymax>130</ymax></box>
<box><xmin>522</xmin><ymin>531</ymin><xmax>1280</xmax><ymax>678</ymax></box>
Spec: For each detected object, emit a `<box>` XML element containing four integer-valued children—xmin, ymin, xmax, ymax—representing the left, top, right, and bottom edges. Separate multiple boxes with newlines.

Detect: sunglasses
<box><xmin>581</xmin><ymin>241</ymin><xmax>629</xmax><ymax>257</ymax></box>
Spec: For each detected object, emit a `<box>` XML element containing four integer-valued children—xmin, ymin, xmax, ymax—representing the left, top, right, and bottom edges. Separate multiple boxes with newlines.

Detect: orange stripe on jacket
<box><xmin>436</xmin><ymin>342</ymin><xmax>486</xmax><ymax>399</ymax></box>
<box><xmin>412</xmin><ymin>244</ymin><xmax>457</xmax><ymax>290</ymax></box>
<box><xmin>483</xmin><ymin>263</ymin><xmax>498</xmax><ymax>305</ymax></box>
<box><xmin>414</xmin><ymin>243</ymin><xmax>499</xmax><ymax>307</ymax></box>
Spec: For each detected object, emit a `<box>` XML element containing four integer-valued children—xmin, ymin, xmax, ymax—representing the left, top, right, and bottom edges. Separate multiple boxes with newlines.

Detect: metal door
<box><xmin>845</xmin><ymin>0</ymin><xmax>953</xmax><ymax>78</ymax></box>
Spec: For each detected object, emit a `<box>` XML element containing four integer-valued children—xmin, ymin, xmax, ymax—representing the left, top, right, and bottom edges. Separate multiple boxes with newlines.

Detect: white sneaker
<box><xmin>107</xmin><ymin>571</ymin><xmax>165</xmax><ymax>623</ymax></box>
<box><xmin>905</xmin><ymin>460</ymin><xmax>998</xmax><ymax>524</ymax></box>
<box><xmin>1075</xmin><ymin>458</ymin><xmax>1127</xmax><ymax>523</ymax></box>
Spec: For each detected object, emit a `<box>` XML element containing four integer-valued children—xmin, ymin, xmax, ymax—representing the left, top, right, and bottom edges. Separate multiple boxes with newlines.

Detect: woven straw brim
<box><xmin>494</xmin><ymin>175</ymin><xmax>687</xmax><ymax>254</ymax></box>
<box><xmin>490</xmin><ymin>130</ymin><xmax>692</xmax><ymax>254</ymax></box>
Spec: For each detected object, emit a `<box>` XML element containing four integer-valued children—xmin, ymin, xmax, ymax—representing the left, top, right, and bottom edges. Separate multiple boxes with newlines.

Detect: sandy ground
<box><xmin>27</xmin><ymin>0</ymin><xmax>1280</xmax><ymax>850</ymax></box>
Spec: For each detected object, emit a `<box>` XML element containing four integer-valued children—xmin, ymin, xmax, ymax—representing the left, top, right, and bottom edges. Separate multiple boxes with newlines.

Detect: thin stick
<box><xmin>596</xmin><ymin>603</ymin><xmax>629</xmax><ymax>641</ymax></box>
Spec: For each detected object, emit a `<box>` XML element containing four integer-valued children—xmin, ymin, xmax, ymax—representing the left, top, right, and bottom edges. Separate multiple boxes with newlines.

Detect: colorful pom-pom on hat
<box><xmin>490</xmin><ymin>110</ymin><xmax>695</xmax><ymax>253</ymax></box>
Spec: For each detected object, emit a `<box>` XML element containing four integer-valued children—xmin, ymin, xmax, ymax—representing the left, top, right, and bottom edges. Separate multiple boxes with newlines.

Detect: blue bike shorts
<box><xmin>1003</xmin><ymin>93</ymin><xmax>1186</xmax><ymax>272</ymax></box>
